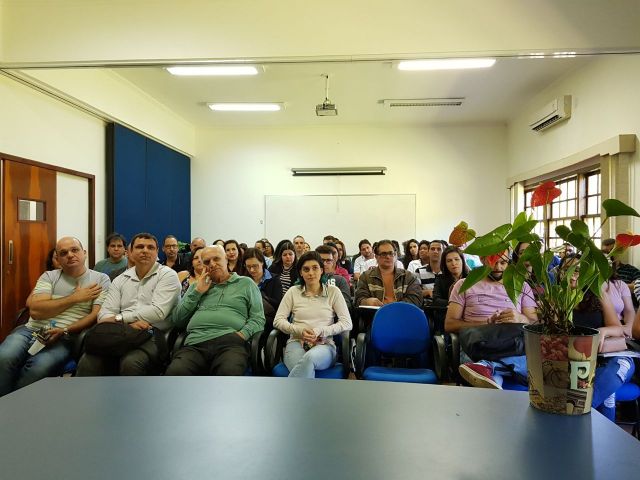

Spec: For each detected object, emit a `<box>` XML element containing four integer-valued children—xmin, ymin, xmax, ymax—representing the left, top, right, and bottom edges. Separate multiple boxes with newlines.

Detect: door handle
<box><xmin>8</xmin><ymin>240</ymin><xmax>13</xmax><ymax>264</ymax></box>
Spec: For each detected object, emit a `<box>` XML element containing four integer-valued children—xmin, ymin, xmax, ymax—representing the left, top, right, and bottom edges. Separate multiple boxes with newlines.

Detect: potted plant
<box><xmin>451</xmin><ymin>180</ymin><xmax>640</xmax><ymax>415</ymax></box>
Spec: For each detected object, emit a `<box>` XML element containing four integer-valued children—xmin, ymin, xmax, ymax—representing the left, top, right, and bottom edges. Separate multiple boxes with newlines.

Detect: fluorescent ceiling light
<box><xmin>166</xmin><ymin>66</ymin><xmax>258</xmax><ymax>76</ymax></box>
<box><xmin>208</xmin><ymin>103</ymin><xmax>282</xmax><ymax>112</ymax></box>
<box><xmin>397</xmin><ymin>58</ymin><xmax>496</xmax><ymax>71</ymax></box>
<box><xmin>291</xmin><ymin>167</ymin><xmax>387</xmax><ymax>176</ymax></box>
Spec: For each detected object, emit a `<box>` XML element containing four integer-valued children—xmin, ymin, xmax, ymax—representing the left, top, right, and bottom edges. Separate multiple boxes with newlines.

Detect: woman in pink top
<box><xmin>604</xmin><ymin>267</ymin><xmax>635</xmax><ymax>326</ymax></box>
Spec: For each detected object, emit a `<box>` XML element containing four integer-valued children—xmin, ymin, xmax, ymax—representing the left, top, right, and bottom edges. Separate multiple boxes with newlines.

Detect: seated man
<box><xmin>162</xmin><ymin>235</ymin><xmax>189</xmax><ymax>272</ymax></box>
<box><xmin>353</xmin><ymin>239</ymin><xmax>375</xmax><ymax>282</ymax></box>
<box><xmin>316</xmin><ymin>245</ymin><xmax>352</xmax><ymax>310</ymax></box>
<box><xmin>445</xmin><ymin>251</ymin><xmax>538</xmax><ymax>389</ymax></box>
<box><xmin>355</xmin><ymin>239</ymin><xmax>422</xmax><ymax>307</ymax></box>
<box><xmin>165</xmin><ymin>245</ymin><xmax>265</xmax><ymax>376</ymax></box>
<box><xmin>415</xmin><ymin>240</ymin><xmax>445</xmax><ymax>300</ymax></box>
<box><xmin>77</xmin><ymin>233</ymin><xmax>181</xmax><ymax>376</ymax></box>
<box><xmin>93</xmin><ymin>232</ymin><xmax>127</xmax><ymax>277</ymax></box>
<box><xmin>0</xmin><ymin>237</ymin><xmax>110</xmax><ymax>396</ymax></box>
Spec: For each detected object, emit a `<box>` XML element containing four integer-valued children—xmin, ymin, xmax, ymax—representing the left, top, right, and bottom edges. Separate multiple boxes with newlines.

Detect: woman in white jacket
<box><xmin>273</xmin><ymin>251</ymin><xmax>352</xmax><ymax>378</ymax></box>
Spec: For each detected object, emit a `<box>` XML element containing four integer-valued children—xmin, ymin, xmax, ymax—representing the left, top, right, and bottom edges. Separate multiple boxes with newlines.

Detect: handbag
<box><xmin>459</xmin><ymin>323</ymin><xmax>525</xmax><ymax>362</ymax></box>
<box><xmin>84</xmin><ymin>322</ymin><xmax>153</xmax><ymax>357</ymax></box>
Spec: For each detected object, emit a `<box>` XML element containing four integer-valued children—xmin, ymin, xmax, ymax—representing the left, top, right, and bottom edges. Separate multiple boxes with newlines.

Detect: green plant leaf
<box><xmin>502</xmin><ymin>264</ymin><xmax>525</xmax><ymax>306</ymax></box>
<box><xmin>587</xmin><ymin>239</ymin><xmax>611</xmax><ymax>280</ymax></box>
<box><xmin>504</xmin><ymin>220</ymin><xmax>539</xmax><ymax>242</ymax></box>
<box><xmin>458</xmin><ymin>265</ymin><xmax>491</xmax><ymax>295</ymax></box>
<box><xmin>567</xmin><ymin>232</ymin><xmax>587</xmax><ymax>250</ymax></box>
<box><xmin>602</xmin><ymin>199</ymin><xmax>640</xmax><ymax>218</ymax></box>
<box><xmin>556</xmin><ymin>225</ymin><xmax>571</xmax><ymax>241</ymax></box>
<box><xmin>511</xmin><ymin>211</ymin><xmax>528</xmax><ymax>231</ymax></box>
<box><xmin>570</xmin><ymin>219</ymin><xmax>590</xmax><ymax>238</ymax></box>
<box><xmin>463</xmin><ymin>224</ymin><xmax>512</xmax><ymax>256</ymax></box>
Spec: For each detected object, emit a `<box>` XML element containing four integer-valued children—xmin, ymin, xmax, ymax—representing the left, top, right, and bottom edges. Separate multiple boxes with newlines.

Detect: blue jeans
<box><xmin>283</xmin><ymin>341</ymin><xmax>336</xmax><ymax>378</ymax></box>
<box><xmin>0</xmin><ymin>326</ymin><xmax>72</xmax><ymax>396</ymax></box>
<box><xmin>592</xmin><ymin>356</ymin><xmax>635</xmax><ymax>421</ymax></box>
<box><xmin>460</xmin><ymin>351</ymin><xmax>528</xmax><ymax>388</ymax></box>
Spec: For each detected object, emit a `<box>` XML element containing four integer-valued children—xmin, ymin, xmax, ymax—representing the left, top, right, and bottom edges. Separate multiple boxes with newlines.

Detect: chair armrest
<box><xmin>171</xmin><ymin>331</ymin><xmax>187</xmax><ymax>358</ymax></box>
<box><xmin>451</xmin><ymin>333</ymin><xmax>460</xmax><ymax>370</ymax></box>
<box><xmin>432</xmin><ymin>334</ymin><xmax>448</xmax><ymax>382</ymax></box>
<box><xmin>355</xmin><ymin>332</ymin><xmax>367</xmax><ymax>379</ymax></box>
<box><xmin>264</xmin><ymin>329</ymin><xmax>287</xmax><ymax>374</ymax></box>
<box><xmin>71</xmin><ymin>328</ymin><xmax>89</xmax><ymax>361</ymax></box>
<box><xmin>249</xmin><ymin>331</ymin><xmax>264</xmax><ymax>375</ymax></box>
<box><xmin>339</xmin><ymin>333</ymin><xmax>351</xmax><ymax>379</ymax></box>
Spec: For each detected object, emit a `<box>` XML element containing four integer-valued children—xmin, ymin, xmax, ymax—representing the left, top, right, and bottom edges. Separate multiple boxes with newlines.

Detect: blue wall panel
<box><xmin>108</xmin><ymin>124</ymin><xmax>190</xmax><ymax>252</ymax></box>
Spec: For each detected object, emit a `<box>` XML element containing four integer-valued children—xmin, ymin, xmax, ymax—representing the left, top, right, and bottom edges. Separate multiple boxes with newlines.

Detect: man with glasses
<box><xmin>161</xmin><ymin>235</ymin><xmax>188</xmax><ymax>272</ymax></box>
<box><xmin>354</xmin><ymin>239</ymin><xmax>422</xmax><ymax>307</ymax></box>
<box><xmin>316</xmin><ymin>245</ymin><xmax>352</xmax><ymax>309</ymax></box>
<box><xmin>0</xmin><ymin>236</ymin><xmax>110</xmax><ymax>396</ymax></box>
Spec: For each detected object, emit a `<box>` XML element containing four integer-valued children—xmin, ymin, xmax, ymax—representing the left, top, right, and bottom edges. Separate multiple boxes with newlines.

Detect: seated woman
<box><xmin>561</xmin><ymin>255</ymin><xmax>635</xmax><ymax>421</ymax></box>
<box><xmin>178</xmin><ymin>246</ymin><xmax>204</xmax><ymax>296</ymax></box>
<box><xmin>335</xmin><ymin>239</ymin><xmax>353</xmax><ymax>275</ymax></box>
<box><xmin>433</xmin><ymin>246</ymin><xmax>469</xmax><ymax>307</ymax></box>
<box><xmin>407</xmin><ymin>240</ymin><xmax>430</xmax><ymax>273</ymax></box>
<box><xmin>242</xmin><ymin>248</ymin><xmax>282</xmax><ymax>331</ymax></box>
<box><xmin>263</xmin><ymin>240</ymin><xmax>275</xmax><ymax>262</ymax></box>
<box><xmin>603</xmin><ymin>265</ymin><xmax>635</xmax><ymax>325</ymax></box>
<box><xmin>268</xmin><ymin>240</ymin><xmax>299</xmax><ymax>297</ymax></box>
<box><xmin>273</xmin><ymin>251</ymin><xmax>352</xmax><ymax>378</ymax></box>
<box><xmin>402</xmin><ymin>239</ymin><xmax>419</xmax><ymax>271</ymax></box>
<box><xmin>224</xmin><ymin>239</ymin><xmax>243</xmax><ymax>274</ymax></box>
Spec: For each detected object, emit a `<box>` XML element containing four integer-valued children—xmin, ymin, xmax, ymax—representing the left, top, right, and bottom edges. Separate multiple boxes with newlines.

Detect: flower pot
<box><xmin>523</xmin><ymin>324</ymin><xmax>600</xmax><ymax>415</ymax></box>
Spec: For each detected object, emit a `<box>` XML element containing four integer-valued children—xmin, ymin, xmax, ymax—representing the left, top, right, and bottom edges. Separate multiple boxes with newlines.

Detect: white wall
<box><xmin>507</xmin><ymin>55</ymin><xmax>640</xmax><ymax>180</ymax></box>
<box><xmin>57</xmin><ymin>172</ymin><xmax>89</xmax><ymax>250</ymax></box>
<box><xmin>0</xmin><ymin>73</ymin><xmax>106</xmax><ymax>258</ymax></box>
<box><xmin>192</xmin><ymin>123</ymin><xmax>508</xmax><ymax>254</ymax></box>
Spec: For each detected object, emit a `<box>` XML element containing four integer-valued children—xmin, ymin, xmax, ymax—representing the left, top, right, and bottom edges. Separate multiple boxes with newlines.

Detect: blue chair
<box><xmin>355</xmin><ymin>303</ymin><xmax>437</xmax><ymax>384</ymax></box>
<box><xmin>265</xmin><ymin>329</ymin><xmax>350</xmax><ymax>379</ymax></box>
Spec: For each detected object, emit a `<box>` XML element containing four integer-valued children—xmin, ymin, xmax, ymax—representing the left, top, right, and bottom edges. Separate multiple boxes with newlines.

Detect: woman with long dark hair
<box><xmin>223</xmin><ymin>239</ymin><xmax>242</xmax><ymax>274</ymax></box>
<box><xmin>273</xmin><ymin>251</ymin><xmax>352</xmax><ymax>378</ymax></box>
<box><xmin>402</xmin><ymin>239</ymin><xmax>419</xmax><ymax>270</ymax></box>
<box><xmin>268</xmin><ymin>240</ymin><xmax>299</xmax><ymax>296</ymax></box>
<box><xmin>178</xmin><ymin>246</ymin><xmax>204</xmax><ymax>296</ymax></box>
<box><xmin>433</xmin><ymin>246</ymin><xmax>469</xmax><ymax>307</ymax></box>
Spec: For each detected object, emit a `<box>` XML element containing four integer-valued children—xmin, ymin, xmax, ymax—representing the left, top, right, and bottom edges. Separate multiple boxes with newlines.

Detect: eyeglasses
<box><xmin>377</xmin><ymin>251</ymin><xmax>395</xmax><ymax>257</ymax></box>
<box><xmin>245</xmin><ymin>264</ymin><xmax>261</xmax><ymax>270</ymax></box>
<box><xmin>164</xmin><ymin>244</ymin><xmax>179</xmax><ymax>249</ymax></box>
<box><xmin>321</xmin><ymin>258</ymin><xmax>334</xmax><ymax>263</ymax></box>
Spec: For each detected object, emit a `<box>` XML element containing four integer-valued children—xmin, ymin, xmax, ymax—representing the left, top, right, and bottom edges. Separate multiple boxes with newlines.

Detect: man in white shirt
<box><xmin>415</xmin><ymin>240</ymin><xmax>445</xmax><ymax>299</ymax></box>
<box><xmin>353</xmin><ymin>239</ymin><xmax>375</xmax><ymax>282</ymax></box>
<box><xmin>77</xmin><ymin>232</ymin><xmax>181</xmax><ymax>376</ymax></box>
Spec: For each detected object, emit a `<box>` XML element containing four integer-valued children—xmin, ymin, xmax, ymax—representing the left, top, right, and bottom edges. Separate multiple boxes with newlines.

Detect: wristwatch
<box><xmin>62</xmin><ymin>327</ymin><xmax>69</xmax><ymax>337</ymax></box>
<box><xmin>115</xmin><ymin>314</ymin><xmax>124</xmax><ymax>322</ymax></box>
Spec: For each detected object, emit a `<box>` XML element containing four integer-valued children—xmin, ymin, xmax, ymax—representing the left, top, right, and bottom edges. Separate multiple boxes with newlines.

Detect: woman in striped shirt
<box><xmin>268</xmin><ymin>240</ymin><xmax>299</xmax><ymax>297</ymax></box>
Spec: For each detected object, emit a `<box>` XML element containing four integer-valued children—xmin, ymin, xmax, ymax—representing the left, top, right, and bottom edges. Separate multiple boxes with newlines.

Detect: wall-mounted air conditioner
<box><xmin>529</xmin><ymin>95</ymin><xmax>572</xmax><ymax>132</ymax></box>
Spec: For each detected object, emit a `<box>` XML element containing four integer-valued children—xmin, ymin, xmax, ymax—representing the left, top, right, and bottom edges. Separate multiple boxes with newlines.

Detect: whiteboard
<box><xmin>265</xmin><ymin>194</ymin><xmax>416</xmax><ymax>254</ymax></box>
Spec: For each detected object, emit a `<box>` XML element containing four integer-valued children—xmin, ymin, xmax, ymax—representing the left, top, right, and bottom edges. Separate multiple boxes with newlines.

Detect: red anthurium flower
<box><xmin>615</xmin><ymin>233</ymin><xmax>640</xmax><ymax>249</ymax></box>
<box><xmin>449</xmin><ymin>221</ymin><xmax>476</xmax><ymax>247</ymax></box>
<box><xmin>486</xmin><ymin>254</ymin><xmax>502</xmax><ymax>267</ymax></box>
<box><xmin>531</xmin><ymin>181</ymin><xmax>562</xmax><ymax>207</ymax></box>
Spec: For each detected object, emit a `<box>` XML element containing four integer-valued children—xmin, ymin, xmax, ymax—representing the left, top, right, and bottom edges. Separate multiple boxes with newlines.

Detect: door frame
<box><xmin>1</xmin><ymin>152</ymin><xmax>96</xmax><ymax>326</ymax></box>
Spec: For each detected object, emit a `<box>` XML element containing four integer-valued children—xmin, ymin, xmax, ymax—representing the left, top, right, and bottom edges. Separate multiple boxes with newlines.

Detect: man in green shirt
<box><xmin>166</xmin><ymin>245</ymin><xmax>265</xmax><ymax>376</ymax></box>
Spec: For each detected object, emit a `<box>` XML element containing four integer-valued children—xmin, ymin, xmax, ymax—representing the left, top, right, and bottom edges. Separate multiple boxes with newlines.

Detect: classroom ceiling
<box><xmin>109</xmin><ymin>55</ymin><xmax>595</xmax><ymax>128</ymax></box>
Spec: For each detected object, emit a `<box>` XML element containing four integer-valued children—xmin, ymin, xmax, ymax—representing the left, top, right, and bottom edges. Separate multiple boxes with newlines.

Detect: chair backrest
<box><xmin>370</xmin><ymin>302</ymin><xmax>430</xmax><ymax>355</ymax></box>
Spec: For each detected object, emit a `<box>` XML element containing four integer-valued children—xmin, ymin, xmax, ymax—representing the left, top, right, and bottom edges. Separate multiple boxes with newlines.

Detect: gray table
<box><xmin>1</xmin><ymin>377</ymin><xmax>639</xmax><ymax>479</ymax></box>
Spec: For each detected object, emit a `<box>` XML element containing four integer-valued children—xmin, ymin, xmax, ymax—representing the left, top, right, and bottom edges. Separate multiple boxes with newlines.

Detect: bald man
<box><xmin>166</xmin><ymin>245</ymin><xmax>265</xmax><ymax>376</ymax></box>
<box><xmin>0</xmin><ymin>236</ymin><xmax>110</xmax><ymax>396</ymax></box>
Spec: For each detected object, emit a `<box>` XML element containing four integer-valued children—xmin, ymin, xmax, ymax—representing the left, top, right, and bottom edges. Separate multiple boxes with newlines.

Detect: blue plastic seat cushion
<box><xmin>363</xmin><ymin>367</ymin><xmax>437</xmax><ymax>384</ymax></box>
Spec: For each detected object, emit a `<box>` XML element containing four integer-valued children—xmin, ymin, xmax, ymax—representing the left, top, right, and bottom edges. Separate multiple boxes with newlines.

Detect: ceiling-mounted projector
<box><xmin>316</xmin><ymin>74</ymin><xmax>338</xmax><ymax>116</ymax></box>
<box><xmin>316</xmin><ymin>100</ymin><xmax>338</xmax><ymax>116</ymax></box>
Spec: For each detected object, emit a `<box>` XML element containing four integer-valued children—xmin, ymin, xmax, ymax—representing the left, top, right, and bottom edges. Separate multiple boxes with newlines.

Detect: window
<box><xmin>523</xmin><ymin>169</ymin><xmax>601</xmax><ymax>249</ymax></box>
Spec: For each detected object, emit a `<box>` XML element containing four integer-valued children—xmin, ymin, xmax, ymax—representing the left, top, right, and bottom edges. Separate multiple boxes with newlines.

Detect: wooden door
<box><xmin>1</xmin><ymin>160</ymin><xmax>56</xmax><ymax>340</ymax></box>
